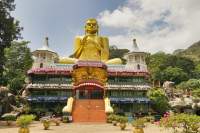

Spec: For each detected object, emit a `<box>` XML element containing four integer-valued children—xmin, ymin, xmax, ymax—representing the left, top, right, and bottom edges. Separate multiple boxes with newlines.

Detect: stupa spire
<box><xmin>132</xmin><ymin>38</ymin><xmax>139</xmax><ymax>51</ymax></box>
<box><xmin>44</xmin><ymin>37</ymin><xmax>49</xmax><ymax>47</ymax></box>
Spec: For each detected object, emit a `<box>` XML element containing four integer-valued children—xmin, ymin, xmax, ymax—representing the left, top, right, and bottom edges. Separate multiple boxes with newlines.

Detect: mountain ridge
<box><xmin>173</xmin><ymin>40</ymin><xmax>200</xmax><ymax>62</ymax></box>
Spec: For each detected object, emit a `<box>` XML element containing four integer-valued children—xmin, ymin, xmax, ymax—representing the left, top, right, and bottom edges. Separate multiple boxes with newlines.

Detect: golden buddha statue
<box><xmin>59</xmin><ymin>18</ymin><xmax>122</xmax><ymax>64</ymax></box>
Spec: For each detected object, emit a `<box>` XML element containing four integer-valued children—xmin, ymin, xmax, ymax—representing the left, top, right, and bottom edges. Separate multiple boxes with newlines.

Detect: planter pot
<box><xmin>112</xmin><ymin>121</ymin><xmax>117</xmax><ymax>126</ymax></box>
<box><xmin>55</xmin><ymin>121</ymin><xmax>60</xmax><ymax>126</ymax></box>
<box><xmin>150</xmin><ymin>120</ymin><xmax>154</xmax><ymax>124</ymax></box>
<box><xmin>119</xmin><ymin>123</ymin><xmax>126</xmax><ymax>130</ymax></box>
<box><xmin>18</xmin><ymin>127</ymin><xmax>29</xmax><ymax>133</ymax></box>
<box><xmin>43</xmin><ymin>122</ymin><xmax>50</xmax><ymax>130</ymax></box>
<box><xmin>6</xmin><ymin>121</ymin><xmax>12</xmax><ymax>126</ymax></box>
<box><xmin>107</xmin><ymin>119</ymin><xmax>112</xmax><ymax>123</ymax></box>
<box><xmin>133</xmin><ymin>127</ymin><xmax>144</xmax><ymax>133</ymax></box>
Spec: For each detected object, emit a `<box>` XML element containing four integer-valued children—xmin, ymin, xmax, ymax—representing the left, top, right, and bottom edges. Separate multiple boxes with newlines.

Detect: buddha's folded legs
<box><xmin>59</xmin><ymin>57</ymin><xmax>77</xmax><ymax>64</ymax></box>
<box><xmin>105</xmin><ymin>58</ymin><xmax>122</xmax><ymax>65</ymax></box>
<box><xmin>59</xmin><ymin>57</ymin><xmax>122</xmax><ymax>65</ymax></box>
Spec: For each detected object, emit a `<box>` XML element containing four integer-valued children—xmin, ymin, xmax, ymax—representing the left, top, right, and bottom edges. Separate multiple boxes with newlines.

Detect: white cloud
<box><xmin>97</xmin><ymin>0</ymin><xmax>200</xmax><ymax>53</ymax></box>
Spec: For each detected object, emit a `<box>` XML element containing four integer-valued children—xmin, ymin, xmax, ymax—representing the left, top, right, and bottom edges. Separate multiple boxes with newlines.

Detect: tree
<box><xmin>177</xmin><ymin>79</ymin><xmax>200</xmax><ymax>93</ymax></box>
<box><xmin>147</xmin><ymin>88</ymin><xmax>169</xmax><ymax>114</ymax></box>
<box><xmin>160</xmin><ymin>55</ymin><xmax>195</xmax><ymax>77</ymax></box>
<box><xmin>4</xmin><ymin>41</ymin><xmax>33</xmax><ymax>94</ymax></box>
<box><xmin>147</xmin><ymin>52</ymin><xmax>169</xmax><ymax>81</ymax></box>
<box><xmin>147</xmin><ymin>52</ymin><xmax>194</xmax><ymax>84</ymax></box>
<box><xmin>109</xmin><ymin>45</ymin><xmax>129</xmax><ymax>64</ymax></box>
<box><xmin>161</xmin><ymin>66</ymin><xmax>188</xmax><ymax>84</ymax></box>
<box><xmin>0</xmin><ymin>0</ymin><xmax>22</xmax><ymax>84</ymax></box>
<box><xmin>192</xmin><ymin>63</ymin><xmax>200</xmax><ymax>78</ymax></box>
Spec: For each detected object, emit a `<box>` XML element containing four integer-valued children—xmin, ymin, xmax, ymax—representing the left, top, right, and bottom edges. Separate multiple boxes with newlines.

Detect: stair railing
<box><xmin>104</xmin><ymin>97</ymin><xmax>114</xmax><ymax>113</ymax></box>
<box><xmin>62</xmin><ymin>97</ymin><xmax>74</xmax><ymax>113</ymax></box>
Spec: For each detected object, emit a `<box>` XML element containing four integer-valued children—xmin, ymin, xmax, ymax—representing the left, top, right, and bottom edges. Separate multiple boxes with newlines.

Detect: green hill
<box><xmin>174</xmin><ymin>41</ymin><xmax>200</xmax><ymax>62</ymax></box>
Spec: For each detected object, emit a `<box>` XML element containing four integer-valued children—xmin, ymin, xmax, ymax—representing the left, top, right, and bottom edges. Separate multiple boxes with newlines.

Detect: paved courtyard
<box><xmin>0</xmin><ymin>122</ymin><xmax>172</xmax><ymax>133</ymax></box>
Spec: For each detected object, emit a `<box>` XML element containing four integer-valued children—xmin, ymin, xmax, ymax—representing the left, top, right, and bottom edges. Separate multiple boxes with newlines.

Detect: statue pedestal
<box><xmin>72</xmin><ymin>60</ymin><xmax>107</xmax><ymax>99</ymax></box>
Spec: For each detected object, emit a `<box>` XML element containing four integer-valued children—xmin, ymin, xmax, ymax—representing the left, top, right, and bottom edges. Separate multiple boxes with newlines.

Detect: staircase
<box><xmin>72</xmin><ymin>99</ymin><xmax>106</xmax><ymax>122</ymax></box>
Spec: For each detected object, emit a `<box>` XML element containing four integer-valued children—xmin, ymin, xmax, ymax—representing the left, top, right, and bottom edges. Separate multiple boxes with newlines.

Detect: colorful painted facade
<box><xmin>25</xmin><ymin>38</ymin><xmax>150</xmax><ymax>120</ymax></box>
<box><xmin>25</xmin><ymin>19</ymin><xmax>151</xmax><ymax>122</ymax></box>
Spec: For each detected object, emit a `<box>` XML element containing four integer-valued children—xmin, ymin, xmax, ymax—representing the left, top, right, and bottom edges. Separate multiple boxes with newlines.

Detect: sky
<box><xmin>13</xmin><ymin>0</ymin><xmax>200</xmax><ymax>57</ymax></box>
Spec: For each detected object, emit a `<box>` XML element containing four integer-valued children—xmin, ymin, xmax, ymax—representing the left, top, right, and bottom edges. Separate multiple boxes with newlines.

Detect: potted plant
<box><xmin>107</xmin><ymin>114</ymin><xmax>114</xmax><ymax>123</ymax></box>
<box><xmin>51</xmin><ymin>117</ymin><xmax>61</xmax><ymax>126</ymax></box>
<box><xmin>112</xmin><ymin>115</ymin><xmax>119</xmax><ymax>126</ymax></box>
<box><xmin>16</xmin><ymin>114</ymin><xmax>35</xmax><ymax>133</ymax></box>
<box><xmin>62</xmin><ymin>116</ymin><xmax>69</xmax><ymax>123</ymax></box>
<box><xmin>143</xmin><ymin>116</ymin><xmax>154</xmax><ymax>123</ymax></box>
<box><xmin>118</xmin><ymin>116</ymin><xmax>128</xmax><ymax>130</ymax></box>
<box><xmin>1</xmin><ymin>113</ymin><xmax>17</xmax><ymax>126</ymax></box>
<box><xmin>132</xmin><ymin>118</ymin><xmax>146</xmax><ymax>133</ymax></box>
<box><xmin>41</xmin><ymin>117</ymin><xmax>51</xmax><ymax>130</ymax></box>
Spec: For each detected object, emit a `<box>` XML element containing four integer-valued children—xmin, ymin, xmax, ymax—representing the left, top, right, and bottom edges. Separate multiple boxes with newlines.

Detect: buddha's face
<box><xmin>85</xmin><ymin>19</ymin><xmax>98</xmax><ymax>34</ymax></box>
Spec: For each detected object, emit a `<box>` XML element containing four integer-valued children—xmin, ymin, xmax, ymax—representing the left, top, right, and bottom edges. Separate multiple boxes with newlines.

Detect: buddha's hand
<box><xmin>81</xmin><ymin>35</ymin><xmax>89</xmax><ymax>45</ymax></box>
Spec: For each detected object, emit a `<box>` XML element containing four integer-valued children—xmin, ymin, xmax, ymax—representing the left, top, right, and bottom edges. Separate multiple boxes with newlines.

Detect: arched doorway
<box><xmin>74</xmin><ymin>83</ymin><xmax>104</xmax><ymax>99</ymax></box>
<box><xmin>72</xmin><ymin>82</ymin><xmax>106</xmax><ymax>122</ymax></box>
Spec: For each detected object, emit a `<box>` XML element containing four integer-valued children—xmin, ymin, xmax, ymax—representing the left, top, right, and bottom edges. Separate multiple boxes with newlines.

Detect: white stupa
<box><xmin>124</xmin><ymin>39</ymin><xmax>148</xmax><ymax>72</ymax></box>
<box><xmin>32</xmin><ymin>37</ymin><xmax>58</xmax><ymax>68</ymax></box>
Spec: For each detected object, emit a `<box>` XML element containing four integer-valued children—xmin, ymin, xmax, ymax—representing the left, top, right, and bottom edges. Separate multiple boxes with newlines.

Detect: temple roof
<box><xmin>27</xmin><ymin>64</ymin><xmax>149</xmax><ymax>76</ymax></box>
<box><xmin>32</xmin><ymin>37</ymin><xmax>58</xmax><ymax>55</ymax></box>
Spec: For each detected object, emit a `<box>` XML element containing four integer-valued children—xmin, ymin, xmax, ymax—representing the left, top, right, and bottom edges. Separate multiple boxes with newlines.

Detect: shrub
<box><xmin>62</xmin><ymin>116</ymin><xmax>69</xmax><ymax>123</ymax></box>
<box><xmin>132</xmin><ymin>118</ymin><xmax>147</xmax><ymax>128</ymax></box>
<box><xmin>118</xmin><ymin>116</ymin><xmax>128</xmax><ymax>124</ymax></box>
<box><xmin>147</xmin><ymin>88</ymin><xmax>169</xmax><ymax>114</ymax></box>
<box><xmin>111</xmin><ymin>115</ymin><xmax>119</xmax><ymax>126</ymax></box>
<box><xmin>16</xmin><ymin>114</ymin><xmax>35</xmax><ymax>128</ymax></box>
<box><xmin>143</xmin><ymin>116</ymin><xmax>155</xmax><ymax>123</ymax></box>
<box><xmin>107</xmin><ymin>114</ymin><xmax>114</xmax><ymax>123</ymax></box>
<box><xmin>1</xmin><ymin>114</ymin><xmax>17</xmax><ymax>125</ymax></box>
<box><xmin>160</xmin><ymin>113</ymin><xmax>200</xmax><ymax>133</ymax></box>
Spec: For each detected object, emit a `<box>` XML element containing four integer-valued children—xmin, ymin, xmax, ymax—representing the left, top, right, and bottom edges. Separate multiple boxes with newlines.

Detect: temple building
<box><xmin>25</xmin><ymin>18</ymin><xmax>151</xmax><ymax>122</ymax></box>
<box><xmin>25</xmin><ymin>36</ymin><xmax>151</xmax><ymax>122</ymax></box>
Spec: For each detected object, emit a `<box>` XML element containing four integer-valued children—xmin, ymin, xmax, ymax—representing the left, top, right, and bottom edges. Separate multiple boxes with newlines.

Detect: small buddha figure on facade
<box><xmin>59</xmin><ymin>18</ymin><xmax>122</xmax><ymax>64</ymax></box>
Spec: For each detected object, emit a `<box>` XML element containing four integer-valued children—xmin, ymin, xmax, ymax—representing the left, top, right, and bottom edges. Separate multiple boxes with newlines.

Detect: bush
<box><xmin>118</xmin><ymin>116</ymin><xmax>128</xmax><ymax>124</ymax></box>
<box><xmin>111</xmin><ymin>115</ymin><xmax>119</xmax><ymax>126</ymax></box>
<box><xmin>147</xmin><ymin>88</ymin><xmax>169</xmax><ymax>114</ymax></box>
<box><xmin>62</xmin><ymin>116</ymin><xmax>69</xmax><ymax>123</ymax></box>
<box><xmin>132</xmin><ymin>118</ymin><xmax>147</xmax><ymax>128</ymax></box>
<box><xmin>1</xmin><ymin>114</ymin><xmax>17</xmax><ymax>125</ymax></box>
<box><xmin>16</xmin><ymin>114</ymin><xmax>35</xmax><ymax>128</ymax></box>
<box><xmin>192</xmin><ymin>89</ymin><xmax>200</xmax><ymax>98</ymax></box>
<box><xmin>143</xmin><ymin>116</ymin><xmax>155</xmax><ymax>123</ymax></box>
<box><xmin>160</xmin><ymin>113</ymin><xmax>200</xmax><ymax>133</ymax></box>
<box><xmin>107</xmin><ymin>114</ymin><xmax>114</xmax><ymax>123</ymax></box>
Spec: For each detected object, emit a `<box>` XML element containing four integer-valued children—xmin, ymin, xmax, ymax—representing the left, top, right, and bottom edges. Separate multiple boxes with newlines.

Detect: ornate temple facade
<box><xmin>25</xmin><ymin>37</ymin><xmax>151</xmax><ymax>122</ymax></box>
<box><xmin>26</xmin><ymin>18</ymin><xmax>152</xmax><ymax>122</ymax></box>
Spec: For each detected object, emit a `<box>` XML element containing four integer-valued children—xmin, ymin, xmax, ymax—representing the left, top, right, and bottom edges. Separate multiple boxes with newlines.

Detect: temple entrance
<box><xmin>72</xmin><ymin>99</ymin><xmax>106</xmax><ymax>122</ymax></box>
<box><xmin>75</xmin><ymin>87</ymin><xmax>104</xmax><ymax>99</ymax></box>
<box><xmin>72</xmin><ymin>85</ymin><xmax>106</xmax><ymax>122</ymax></box>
